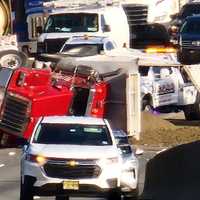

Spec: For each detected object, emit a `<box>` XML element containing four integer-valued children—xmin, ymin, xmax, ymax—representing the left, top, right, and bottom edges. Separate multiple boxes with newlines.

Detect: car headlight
<box><xmin>192</xmin><ymin>41</ymin><xmax>200</xmax><ymax>46</ymax></box>
<box><xmin>25</xmin><ymin>154</ymin><xmax>47</xmax><ymax>166</ymax></box>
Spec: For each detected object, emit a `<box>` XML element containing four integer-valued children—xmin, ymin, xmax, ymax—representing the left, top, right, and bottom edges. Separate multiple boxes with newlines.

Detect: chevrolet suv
<box><xmin>20</xmin><ymin>116</ymin><xmax>122</xmax><ymax>200</ymax></box>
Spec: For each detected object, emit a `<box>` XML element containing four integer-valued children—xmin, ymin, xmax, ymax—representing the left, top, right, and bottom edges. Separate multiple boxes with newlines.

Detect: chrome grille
<box><xmin>43</xmin><ymin>159</ymin><xmax>101</xmax><ymax>179</ymax></box>
<box><xmin>182</xmin><ymin>40</ymin><xmax>192</xmax><ymax>48</ymax></box>
<box><xmin>0</xmin><ymin>94</ymin><xmax>30</xmax><ymax>136</ymax></box>
<box><xmin>44</xmin><ymin>38</ymin><xmax>69</xmax><ymax>53</ymax></box>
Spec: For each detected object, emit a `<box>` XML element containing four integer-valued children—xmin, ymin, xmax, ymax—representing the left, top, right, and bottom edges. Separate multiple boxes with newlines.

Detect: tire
<box><xmin>177</xmin><ymin>49</ymin><xmax>193</xmax><ymax>64</ymax></box>
<box><xmin>142</xmin><ymin>99</ymin><xmax>154</xmax><ymax>113</ymax></box>
<box><xmin>55</xmin><ymin>196</ymin><xmax>69</xmax><ymax>200</ymax></box>
<box><xmin>107</xmin><ymin>189</ymin><xmax>121</xmax><ymax>200</ymax></box>
<box><xmin>183</xmin><ymin>103</ymin><xmax>200</xmax><ymax>120</ymax></box>
<box><xmin>0</xmin><ymin>50</ymin><xmax>28</xmax><ymax>68</ymax></box>
<box><xmin>123</xmin><ymin>187</ymin><xmax>139</xmax><ymax>200</ymax></box>
<box><xmin>20</xmin><ymin>177</ymin><xmax>34</xmax><ymax>200</ymax></box>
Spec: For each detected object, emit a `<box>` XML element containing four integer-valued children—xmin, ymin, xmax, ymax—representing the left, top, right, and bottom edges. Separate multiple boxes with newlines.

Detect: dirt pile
<box><xmin>141</xmin><ymin>112</ymin><xmax>176</xmax><ymax>132</ymax></box>
<box><xmin>132</xmin><ymin>112</ymin><xmax>200</xmax><ymax>147</ymax></box>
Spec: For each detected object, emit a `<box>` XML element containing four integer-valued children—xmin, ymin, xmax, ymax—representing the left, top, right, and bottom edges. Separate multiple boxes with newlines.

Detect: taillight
<box><xmin>91</xmin><ymin>83</ymin><xmax>108</xmax><ymax>117</ymax></box>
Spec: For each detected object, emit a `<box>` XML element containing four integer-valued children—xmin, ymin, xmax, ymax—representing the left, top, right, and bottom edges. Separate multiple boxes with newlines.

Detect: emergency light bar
<box><xmin>145</xmin><ymin>46</ymin><xmax>177</xmax><ymax>54</ymax></box>
<box><xmin>43</xmin><ymin>0</ymin><xmax>121</xmax><ymax>9</ymax></box>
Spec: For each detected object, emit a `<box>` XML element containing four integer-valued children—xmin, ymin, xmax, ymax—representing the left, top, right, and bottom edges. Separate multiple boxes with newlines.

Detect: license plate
<box><xmin>63</xmin><ymin>181</ymin><xmax>79</xmax><ymax>190</ymax></box>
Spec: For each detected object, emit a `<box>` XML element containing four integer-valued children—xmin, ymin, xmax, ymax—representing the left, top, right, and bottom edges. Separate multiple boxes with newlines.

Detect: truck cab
<box><xmin>37</xmin><ymin>2</ymin><xmax>129</xmax><ymax>54</ymax></box>
<box><xmin>177</xmin><ymin>15</ymin><xmax>200</xmax><ymax>64</ymax></box>
<box><xmin>139</xmin><ymin>64</ymin><xmax>198</xmax><ymax>114</ymax></box>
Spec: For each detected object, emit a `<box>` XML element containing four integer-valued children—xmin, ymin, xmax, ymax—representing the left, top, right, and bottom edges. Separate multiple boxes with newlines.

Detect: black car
<box><xmin>177</xmin><ymin>15</ymin><xmax>200</xmax><ymax>64</ymax></box>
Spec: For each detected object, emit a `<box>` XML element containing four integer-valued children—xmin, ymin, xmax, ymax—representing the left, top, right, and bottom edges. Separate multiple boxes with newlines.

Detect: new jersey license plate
<box><xmin>63</xmin><ymin>181</ymin><xmax>79</xmax><ymax>190</ymax></box>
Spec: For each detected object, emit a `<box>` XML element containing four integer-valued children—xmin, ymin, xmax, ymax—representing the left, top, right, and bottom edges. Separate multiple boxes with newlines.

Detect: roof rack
<box><xmin>43</xmin><ymin>0</ymin><xmax>122</xmax><ymax>9</ymax></box>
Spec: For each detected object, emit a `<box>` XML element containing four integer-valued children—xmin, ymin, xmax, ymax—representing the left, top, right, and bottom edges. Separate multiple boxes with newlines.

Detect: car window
<box><xmin>0</xmin><ymin>68</ymin><xmax>13</xmax><ymax>88</ymax></box>
<box><xmin>152</xmin><ymin>67</ymin><xmax>172</xmax><ymax>79</ymax></box>
<box><xmin>139</xmin><ymin>66</ymin><xmax>150</xmax><ymax>76</ymax></box>
<box><xmin>152</xmin><ymin>67</ymin><xmax>161</xmax><ymax>78</ymax></box>
<box><xmin>44</xmin><ymin>13</ymin><xmax>98</xmax><ymax>33</ymax></box>
<box><xmin>33</xmin><ymin>123</ymin><xmax>112</xmax><ymax>146</ymax></box>
<box><xmin>180</xmin><ymin>4</ymin><xmax>200</xmax><ymax>18</ymax></box>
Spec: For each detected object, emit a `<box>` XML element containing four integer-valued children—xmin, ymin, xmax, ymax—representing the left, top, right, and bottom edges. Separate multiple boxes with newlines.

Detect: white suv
<box><xmin>20</xmin><ymin>116</ymin><xmax>122</xmax><ymax>200</ymax></box>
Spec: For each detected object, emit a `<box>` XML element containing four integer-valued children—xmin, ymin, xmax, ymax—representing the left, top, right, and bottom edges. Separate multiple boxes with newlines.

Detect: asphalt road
<box><xmin>0</xmin><ymin>147</ymin><xmax>157</xmax><ymax>200</ymax></box>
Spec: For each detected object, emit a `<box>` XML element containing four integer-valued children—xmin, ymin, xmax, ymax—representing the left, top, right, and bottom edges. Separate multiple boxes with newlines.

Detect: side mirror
<box><xmin>103</xmin><ymin>24</ymin><xmax>111</xmax><ymax>32</ymax></box>
<box><xmin>135</xmin><ymin>148</ymin><xmax>144</xmax><ymax>156</ymax></box>
<box><xmin>36</xmin><ymin>26</ymin><xmax>43</xmax><ymax>34</ymax></box>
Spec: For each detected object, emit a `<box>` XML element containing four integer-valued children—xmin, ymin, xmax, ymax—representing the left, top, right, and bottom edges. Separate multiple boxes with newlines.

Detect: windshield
<box><xmin>0</xmin><ymin>68</ymin><xmax>13</xmax><ymax>88</ymax></box>
<box><xmin>181</xmin><ymin>20</ymin><xmax>200</xmax><ymax>34</ymax></box>
<box><xmin>44</xmin><ymin>13</ymin><xmax>98</xmax><ymax>33</ymax></box>
<box><xmin>33</xmin><ymin>123</ymin><xmax>112</xmax><ymax>145</ymax></box>
<box><xmin>61</xmin><ymin>44</ymin><xmax>103</xmax><ymax>56</ymax></box>
<box><xmin>180</xmin><ymin>5</ymin><xmax>200</xmax><ymax>18</ymax></box>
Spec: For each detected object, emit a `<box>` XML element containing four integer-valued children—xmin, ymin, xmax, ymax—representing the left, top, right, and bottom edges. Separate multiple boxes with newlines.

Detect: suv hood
<box><xmin>181</xmin><ymin>33</ymin><xmax>200</xmax><ymax>40</ymax></box>
<box><xmin>29</xmin><ymin>144</ymin><xmax>118</xmax><ymax>159</ymax></box>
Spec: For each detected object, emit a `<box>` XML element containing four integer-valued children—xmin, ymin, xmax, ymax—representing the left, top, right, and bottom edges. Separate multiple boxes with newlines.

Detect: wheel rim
<box><xmin>144</xmin><ymin>104</ymin><xmax>153</xmax><ymax>112</ymax></box>
<box><xmin>0</xmin><ymin>54</ymin><xmax>22</xmax><ymax>68</ymax></box>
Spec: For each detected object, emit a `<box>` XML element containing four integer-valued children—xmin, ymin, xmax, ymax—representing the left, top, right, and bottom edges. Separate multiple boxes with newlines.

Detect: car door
<box><xmin>151</xmin><ymin>66</ymin><xmax>178</xmax><ymax>107</ymax></box>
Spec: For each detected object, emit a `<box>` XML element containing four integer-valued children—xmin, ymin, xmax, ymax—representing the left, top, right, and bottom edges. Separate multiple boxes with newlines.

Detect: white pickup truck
<box><xmin>139</xmin><ymin>63</ymin><xmax>200</xmax><ymax>120</ymax></box>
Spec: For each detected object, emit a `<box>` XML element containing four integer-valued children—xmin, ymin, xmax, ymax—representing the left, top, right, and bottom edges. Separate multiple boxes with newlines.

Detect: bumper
<box><xmin>22</xmin><ymin>161</ymin><xmax>121</xmax><ymax>197</ymax></box>
<box><xmin>33</xmin><ymin>182</ymin><xmax>118</xmax><ymax>197</ymax></box>
<box><xmin>178</xmin><ymin>48</ymin><xmax>200</xmax><ymax>64</ymax></box>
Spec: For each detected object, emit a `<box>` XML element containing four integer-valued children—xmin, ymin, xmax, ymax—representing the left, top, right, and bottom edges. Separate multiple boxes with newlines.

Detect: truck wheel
<box><xmin>183</xmin><ymin>103</ymin><xmax>200</xmax><ymax>120</ymax></box>
<box><xmin>107</xmin><ymin>189</ymin><xmax>121</xmax><ymax>200</ymax></box>
<box><xmin>123</xmin><ymin>187</ymin><xmax>139</xmax><ymax>200</ymax></box>
<box><xmin>0</xmin><ymin>50</ymin><xmax>28</xmax><ymax>68</ymax></box>
<box><xmin>142</xmin><ymin>99</ymin><xmax>154</xmax><ymax>112</ymax></box>
<box><xmin>177</xmin><ymin>50</ymin><xmax>191</xmax><ymax>64</ymax></box>
<box><xmin>55</xmin><ymin>196</ymin><xmax>69</xmax><ymax>200</ymax></box>
<box><xmin>20</xmin><ymin>177</ymin><xmax>34</xmax><ymax>200</ymax></box>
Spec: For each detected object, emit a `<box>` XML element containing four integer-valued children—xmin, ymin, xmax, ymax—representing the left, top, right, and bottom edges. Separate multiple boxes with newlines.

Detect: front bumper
<box><xmin>120</xmin><ymin>160</ymin><xmax>139</xmax><ymax>192</ymax></box>
<box><xmin>23</xmin><ymin>160</ymin><xmax>121</xmax><ymax>197</ymax></box>
<box><xmin>33</xmin><ymin>182</ymin><xmax>118</xmax><ymax>197</ymax></box>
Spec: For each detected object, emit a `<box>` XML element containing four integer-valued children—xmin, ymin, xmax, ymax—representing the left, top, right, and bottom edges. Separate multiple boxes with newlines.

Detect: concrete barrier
<box><xmin>140</xmin><ymin>141</ymin><xmax>200</xmax><ymax>200</ymax></box>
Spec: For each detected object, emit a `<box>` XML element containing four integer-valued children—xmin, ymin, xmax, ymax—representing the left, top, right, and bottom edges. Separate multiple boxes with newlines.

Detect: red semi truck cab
<box><xmin>0</xmin><ymin>56</ymin><xmax>140</xmax><ymax>141</ymax></box>
<box><xmin>0</xmin><ymin>66</ymin><xmax>108</xmax><ymax>139</ymax></box>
